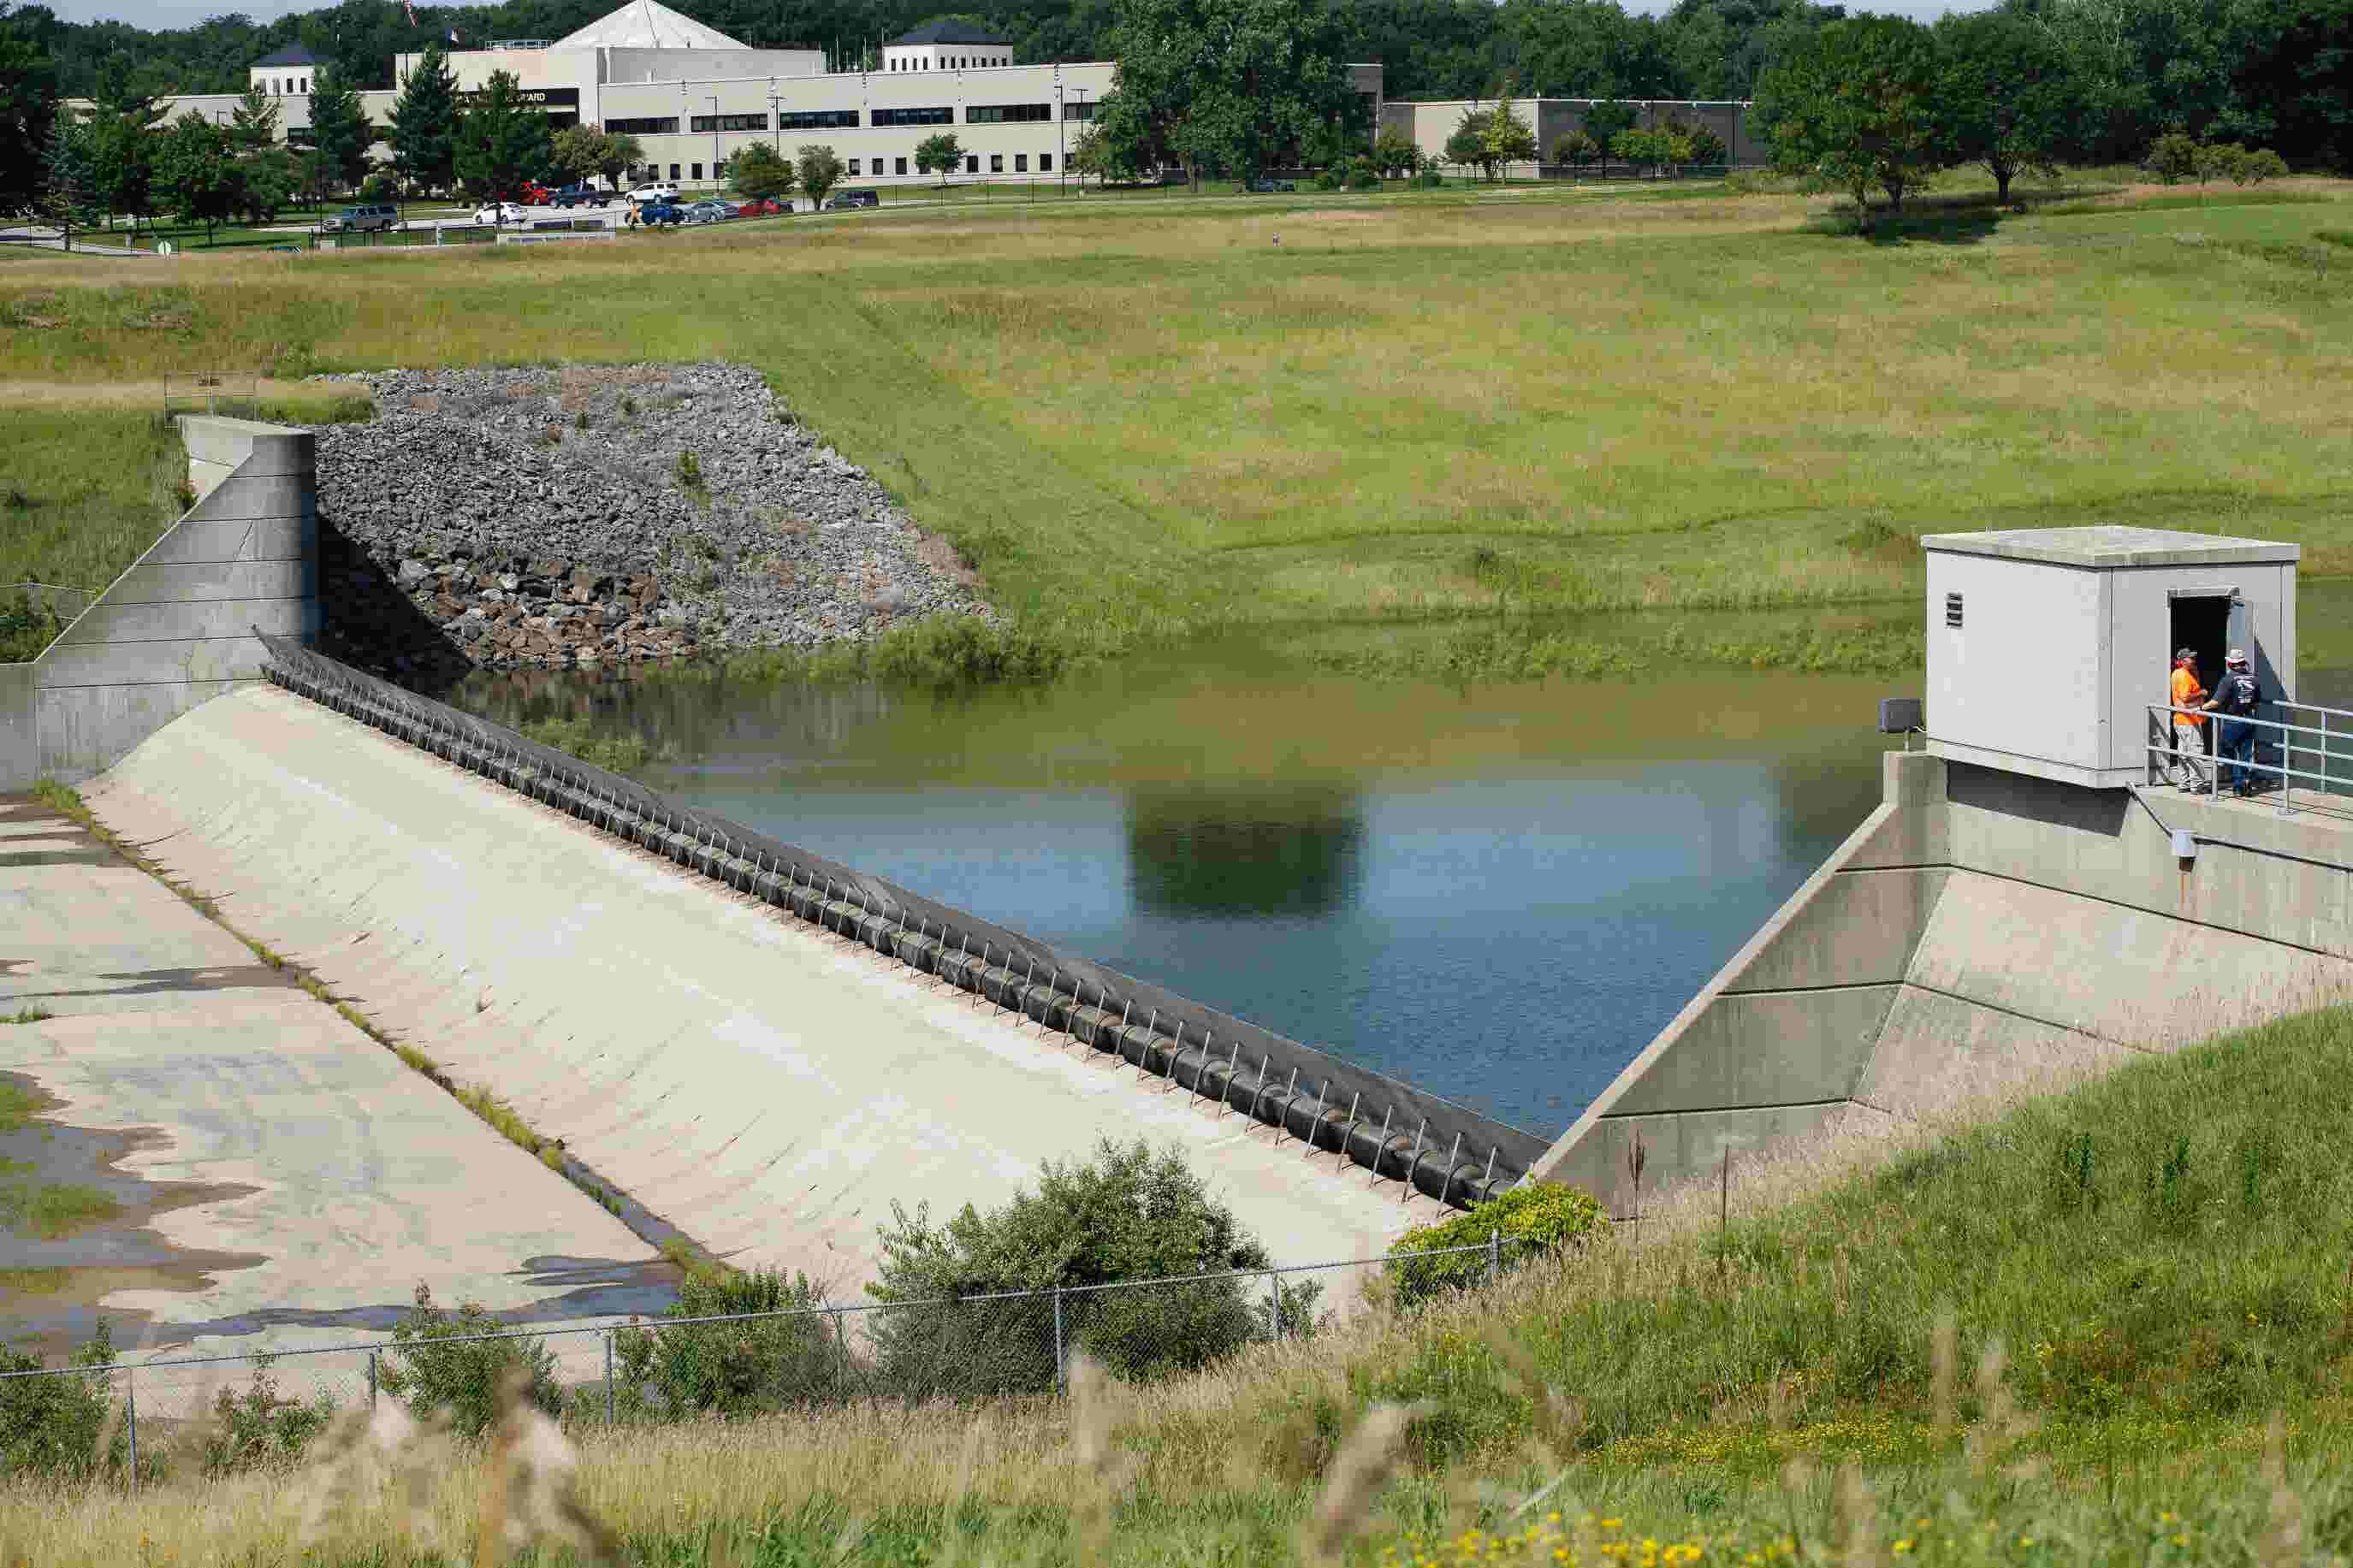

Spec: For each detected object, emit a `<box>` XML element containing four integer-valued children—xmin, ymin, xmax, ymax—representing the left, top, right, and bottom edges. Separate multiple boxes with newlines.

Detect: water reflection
<box><xmin>1126</xmin><ymin>787</ymin><xmax>1366</xmax><ymax>919</ymax></box>
<box><xmin>448</xmin><ymin>640</ymin><xmax>1904</xmax><ymax>1133</ymax></box>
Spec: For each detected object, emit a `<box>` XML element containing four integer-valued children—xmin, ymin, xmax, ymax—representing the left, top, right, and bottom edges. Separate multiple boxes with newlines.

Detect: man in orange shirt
<box><xmin>2170</xmin><ymin>648</ymin><xmax>2210</xmax><ymax>790</ymax></box>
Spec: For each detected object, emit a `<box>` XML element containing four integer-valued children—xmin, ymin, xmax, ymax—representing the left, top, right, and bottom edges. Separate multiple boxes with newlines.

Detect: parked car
<box><xmin>685</xmin><ymin>199</ymin><xmax>732</xmax><ymax>223</ymax></box>
<box><xmin>519</xmin><ymin>180</ymin><xmax>554</xmax><ymax>204</ymax></box>
<box><xmin>734</xmin><ymin>198</ymin><xmax>790</xmax><ymax>216</ymax></box>
<box><xmin>631</xmin><ymin>198</ymin><xmax>686</xmax><ymax>227</ymax></box>
<box><xmin>551</xmin><ymin>185</ymin><xmax>611</xmax><ymax>209</ymax></box>
<box><xmin>1243</xmin><ymin>176</ymin><xmax>1297</xmax><ymax>193</ymax></box>
<box><xmin>823</xmin><ymin>188</ymin><xmax>880</xmax><ymax>210</ymax></box>
<box><xmin>626</xmin><ymin>181</ymin><xmax>680</xmax><ymax>203</ymax></box>
<box><xmin>473</xmin><ymin>201</ymin><xmax>526</xmax><ymax>226</ymax></box>
<box><xmin>319</xmin><ymin>203</ymin><xmax>400</xmax><ymax>233</ymax></box>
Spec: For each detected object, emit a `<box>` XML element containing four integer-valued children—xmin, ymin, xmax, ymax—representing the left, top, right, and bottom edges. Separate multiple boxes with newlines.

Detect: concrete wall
<box><xmin>0</xmin><ymin>417</ymin><xmax>317</xmax><ymax>790</ymax></box>
<box><xmin>1530</xmin><ymin>749</ymin><xmax>2353</xmax><ymax>1209</ymax></box>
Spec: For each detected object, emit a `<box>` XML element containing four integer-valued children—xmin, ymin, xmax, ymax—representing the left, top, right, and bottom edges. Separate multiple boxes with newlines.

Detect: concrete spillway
<box><xmin>84</xmin><ymin>682</ymin><xmax>1449</xmax><ymax>1294</ymax></box>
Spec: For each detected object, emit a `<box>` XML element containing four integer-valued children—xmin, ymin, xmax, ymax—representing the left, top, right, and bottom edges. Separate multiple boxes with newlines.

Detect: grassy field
<box><xmin>2</xmin><ymin>175</ymin><xmax>2347</xmax><ymax>678</ymax></box>
<box><xmin>9</xmin><ymin>1002</ymin><xmax>2353</xmax><ymax>1563</ymax></box>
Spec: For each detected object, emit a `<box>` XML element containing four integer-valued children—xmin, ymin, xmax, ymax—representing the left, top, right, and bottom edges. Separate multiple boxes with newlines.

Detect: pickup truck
<box><xmin>551</xmin><ymin>185</ymin><xmax>612</xmax><ymax>209</ymax></box>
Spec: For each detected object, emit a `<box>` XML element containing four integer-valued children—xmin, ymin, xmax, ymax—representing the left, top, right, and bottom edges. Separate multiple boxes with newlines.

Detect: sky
<box><xmin>42</xmin><ymin>0</ymin><xmax>1983</xmax><ymax>33</ymax></box>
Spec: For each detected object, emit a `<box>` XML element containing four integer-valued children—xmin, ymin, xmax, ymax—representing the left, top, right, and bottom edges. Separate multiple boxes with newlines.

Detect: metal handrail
<box><xmin>2145</xmin><ymin>701</ymin><xmax>2353</xmax><ymax>806</ymax></box>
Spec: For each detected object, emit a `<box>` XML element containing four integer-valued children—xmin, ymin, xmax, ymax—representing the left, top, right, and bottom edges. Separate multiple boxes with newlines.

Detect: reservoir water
<box><xmin>454</xmin><ymin>640</ymin><xmax>1910</xmax><ymax>1137</ymax></box>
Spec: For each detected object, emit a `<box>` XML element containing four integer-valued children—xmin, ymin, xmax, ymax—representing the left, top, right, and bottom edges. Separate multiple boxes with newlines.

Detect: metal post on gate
<box><xmin>1488</xmin><ymin>1228</ymin><xmax>1501</xmax><ymax>1285</ymax></box>
<box><xmin>1268</xmin><ymin>1271</ymin><xmax>1282</xmax><ymax>1344</ymax></box>
<box><xmin>1052</xmin><ymin>1286</ymin><xmax>1065</xmax><ymax>1392</ymax></box>
<box><xmin>368</xmin><ymin>1348</ymin><xmax>378</xmax><ymax>1409</ymax></box>
<box><xmin>604</xmin><ymin>1328</ymin><xmax>614</xmax><ymax>1425</ymax></box>
<box><xmin>125</xmin><ymin>1374</ymin><xmax>137</xmax><ymax>1493</ymax></box>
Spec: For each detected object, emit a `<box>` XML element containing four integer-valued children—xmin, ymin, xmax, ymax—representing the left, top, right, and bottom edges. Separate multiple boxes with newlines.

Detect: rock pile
<box><xmin>305</xmin><ymin>363</ymin><xmax>985</xmax><ymax>676</ymax></box>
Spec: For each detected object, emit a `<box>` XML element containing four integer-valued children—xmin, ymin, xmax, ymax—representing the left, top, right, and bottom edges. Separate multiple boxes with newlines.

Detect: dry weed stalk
<box><xmin>1930</xmin><ymin>1304</ymin><xmax>1959</xmax><ymax>1450</ymax></box>
<box><xmin>1301</xmin><ymin>1403</ymin><xmax>1427</xmax><ymax>1565</ymax></box>
<box><xmin>1834</xmin><ymin>1460</ymin><xmax>1875</xmax><ymax>1568</ymax></box>
<box><xmin>1066</xmin><ymin>1352</ymin><xmax>1137</xmax><ymax>1565</ymax></box>
<box><xmin>1963</xmin><ymin>1340</ymin><xmax>2042</xmax><ymax>1482</ymax></box>
<box><xmin>476</xmin><ymin>1365</ymin><xmax>619</xmax><ymax>1567</ymax></box>
<box><xmin>295</xmin><ymin>1394</ymin><xmax>453</xmax><ymax>1553</ymax></box>
<box><xmin>2261</xmin><ymin>1411</ymin><xmax>2303</xmax><ymax>1568</ymax></box>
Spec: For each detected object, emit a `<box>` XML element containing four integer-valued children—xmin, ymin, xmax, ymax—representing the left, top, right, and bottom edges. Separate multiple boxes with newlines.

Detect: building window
<box><xmin>690</xmin><ymin>163</ymin><xmax>702</xmax><ymax>180</ymax></box>
<box><xmin>668</xmin><ymin>163</ymin><xmax>680</xmax><ymax>179</ymax></box>
<box><xmin>871</xmin><ymin>106</ymin><xmax>952</xmax><ymax>127</ymax></box>
<box><xmin>1014</xmin><ymin>153</ymin><xmax>1027</xmax><ymax>172</ymax></box>
<box><xmin>894</xmin><ymin>157</ymin><xmax>907</xmax><ymax>175</ymax></box>
<box><xmin>964</xmin><ymin>154</ymin><xmax>978</xmax><ymax>173</ymax></box>
<box><xmin>989</xmin><ymin>153</ymin><xmax>1003</xmax><ymax>172</ymax></box>
<box><xmin>777</xmin><ymin>109</ymin><xmax>858</xmax><ymax>130</ymax></box>
<box><xmin>607</xmin><ymin>116</ymin><xmax>679</xmax><ymax>135</ymax></box>
<box><xmin>966</xmin><ymin>103</ymin><xmax>1050</xmax><ymax>124</ymax></box>
<box><xmin>690</xmin><ymin>113</ymin><xmax>768</xmax><ymax>133</ymax></box>
<box><xmin>848</xmin><ymin>158</ymin><xmax>861</xmax><ymax>175</ymax></box>
<box><xmin>1063</xmin><ymin>100</ymin><xmax>1094</xmax><ymax>121</ymax></box>
<box><xmin>1039</xmin><ymin>152</ymin><xmax>1052</xmax><ymax>171</ymax></box>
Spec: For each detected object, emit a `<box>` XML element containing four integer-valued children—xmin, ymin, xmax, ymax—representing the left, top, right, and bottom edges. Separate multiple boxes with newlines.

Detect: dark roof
<box><xmin>252</xmin><ymin>44</ymin><xmax>322</xmax><ymax>67</ymax></box>
<box><xmin>887</xmin><ymin>20</ymin><xmax>1011</xmax><ymax>46</ymax></box>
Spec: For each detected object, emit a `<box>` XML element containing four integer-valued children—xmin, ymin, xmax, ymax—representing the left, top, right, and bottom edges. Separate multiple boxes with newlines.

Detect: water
<box><xmin>453</xmin><ymin>641</ymin><xmax>1908</xmax><ymax>1137</ymax></box>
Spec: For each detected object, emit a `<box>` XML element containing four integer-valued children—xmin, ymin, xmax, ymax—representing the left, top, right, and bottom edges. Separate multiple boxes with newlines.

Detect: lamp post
<box><xmin>768</xmin><ymin>75</ymin><xmax>781</xmax><ymax>156</ymax></box>
<box><xmin>708</xmin><ymin>94</ymin><xmax>720</xmax><ymax>189</ymax></box>
<box><xmin>1055</xmin><ymin>77</ymin><xmax>1064</xmax><ymax>191</ymax></box>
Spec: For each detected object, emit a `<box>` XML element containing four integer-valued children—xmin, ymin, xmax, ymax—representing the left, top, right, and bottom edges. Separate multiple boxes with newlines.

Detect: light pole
<box><xmin>1055</xmin><ymin>78</ymin><xmax>1064</xmax><ymax>191</ymax></box>
<box><xmin>708</xmin><ymin>95</ymin><xmax>720</xmax><ymax>189</ymax></box>
<box><xmin>768</xmin><ymin>75</ymin><xmax>782</xmax><ymax>157</ymax></box>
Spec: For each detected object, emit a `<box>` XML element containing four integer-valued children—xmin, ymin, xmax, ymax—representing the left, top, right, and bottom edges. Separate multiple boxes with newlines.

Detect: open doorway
<box><xmin>2168</xmin><ymin>591</ymin><xmax>2233</xmax><ymax>700</ymax></box>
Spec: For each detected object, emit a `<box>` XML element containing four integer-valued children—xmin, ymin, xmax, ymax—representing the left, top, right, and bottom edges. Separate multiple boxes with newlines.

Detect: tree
<box><xmin>599</xmin><ymin>132</ymin><xmax>643</xmax><ymax>192</ymax></box>
<box><xmin>1610</xmin><ymin>126</ymin><xmax>1672</xmax><ymax>175</ymax></box>
<box><xmin>453</xmin><ymin>68</ymin><xmax>550</xmax><ymax>199</ymax></box>
<box><xmin>1098</xmin><ymin>0</ymin><xmax>1366</xmax><ymax>182</ymax></box>
<box><xmin>0</xmin><ymin>3</ymin><xmax>56</xmax><ymax>217</ymax></box>
<box><xmin>913</xmin><ymin>130</ymin><xmax>963</xmax><ymax>184</ymax></box>
<box><xmin>795</xmin><ymin>143</ymin><xmax>844</xmax><ymax>208</ymax></box>
<box><xmin>1934</xmin><ymin>9</ymin><xmax>2076</xmax><ymax>205</ymax></box>
<box><xmin>726</xmin><ymin>139</ymin><xmax>795</xmax><ymax>202</ymax></box>
<box><xmin>83</xmin><ymin>51</ymin><xmax>164</xmax><ymax>233</ymax></box>
<box><xmin>231</xmin><ymin>145</ymin><xmax>297</xmax><ymax>224</ymax></box>
<box><xmin>37</xmin><ymin>117</ymin><xmax>98</xmax><ymax>248</ymax></box>
<box><xmin>548</xmin><ymin>122</ymin><xmax>610</xmax><ymax>186</ymax></box>
<box><xmin>864</xmin><ymin>1139</ymin><xmax>1313</xmax><ymax>1395</ymax></box>
<box><xmin>1481</xmin><ymin>93</ymin><xmax>1539</xmax><ymax>175</ymax></box>
<box><xmin>305</xmin><ymin>67</ymin><xmax>372</xmax><ymax>196</ymax></box>
<box><xmin>1553</xmin><ymin>128</ymin><xmax>1598</xmax><ymax>171</ymax></box>
<box><xmin>385</xmin><ymin>39</ymin><xmax>459</xmax><ymax>195</ymax></box>
<box><xmin>158</xmin><ymin>113</ymin><xmax>241</xmax><ymax>244</ymax></box>
<box><xmin>1759</xmin><ymin>15</ymin><xmax>1943</xmax><ymax>230</ymax></box>
<box><xmin>2147</xmin><ymin>130</ymin><xmax>2202</xmax><ymax>184</ymax></box>
<box><xmin>1580</xmin><ymin>98</ymin><xmax>1638</xmax><ymax>177</ymax></box>
<box><xmin>377</xmin><ymin>1283</ymin><xmax>559</xmax><ymax>1440</ymax></box>
<box><xmin>228</xmin><ymin>82</ymin><xmax>279</xmax><ymax>155</ymax></box>
<box><xmin>1373</xmin><ymin>126</ymin><xmax>1421</xmax><ymax>176</ymax></box>
<box><xmin>2233</xmin><ymin>145</ymin><xmax>2290</xmax><ymax>184</ymax></box>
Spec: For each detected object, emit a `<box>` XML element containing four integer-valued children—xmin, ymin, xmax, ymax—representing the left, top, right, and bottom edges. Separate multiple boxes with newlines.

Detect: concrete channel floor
<box><xmin>0</xmin><ymin>792</ymin><xmax>661</xmax><ymax>1402</ymax></box>
<box><xmin>83</xmin><ymin>685</ymin><xmax>1428</xmax><ymax>1310</ymax></box>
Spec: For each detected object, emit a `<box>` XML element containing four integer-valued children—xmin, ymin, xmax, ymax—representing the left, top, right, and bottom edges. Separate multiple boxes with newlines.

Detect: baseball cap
<box><xmin>2176</xmin><ymin>648</ymin><xmax>2198</xmax><ymax>663</ymax></box>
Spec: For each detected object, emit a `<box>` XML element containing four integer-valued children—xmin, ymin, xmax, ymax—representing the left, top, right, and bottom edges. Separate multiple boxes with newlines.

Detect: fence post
<box><xmin>1489</xmin><ymin>1228</ymin><xmax>1501</xmax><ymax>1286</ymax></box>
<box><xmin>126</xmin><ymin>1374</ymin><xmax>137</xmax><ymax>1494</ymax></box>
<box><xmin>1268</xmin><ymin>1271</ymin><xmax>1282</xmax><ymax>1345</ymax></box>
<box><xmin>368</xmin><ymin>1348</ymin><xmax>378</xmax><ymax>1410</ymax></box>
<box><xmin>604</xmin><ymin>1328</ymin><xmax>614</xmax><ymax>1426</ymax></box>
<box><xmin>1052</xmin><ymin>1285</ymin><xmax>1065</xmax><ymax>1393</ymax></box>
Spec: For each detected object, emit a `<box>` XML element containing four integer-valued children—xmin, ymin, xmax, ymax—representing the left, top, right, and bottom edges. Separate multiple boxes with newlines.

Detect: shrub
<box><xmin>521</xmin><ymin>716</ymin><xmax>651</xmax><ymax>772</ymax></box>
<box><xmin>377</xmin><ymin>1282</ymin><xmax>560</xmax><ymax>1438</ymax></box>
<box><xmin>864</xmin><ymin>1139</ymin><xmax>1303</xmax><ymax>1395</ymax></box>
<box><xmin>1344</xmin><ymin>156</ymin><xmax>1379</xmax><ymax>191</ymax></box>
<box><xmin>1312</xmin><ymin>166</ymin><xmax>1344</xmax><ymax>191</ymax></box>
<box><xmin>0</xmin><ymin>1323</ymin><xmax>116</xmax><ymax>1481</ymax></box>
<box><xmin>0</xmin><ymin>593</ymin><xmax>65</xmax><ymax>663</ymax></box>
<box><xmin>2237</xmin><ymin>147</ymin><xmax>2290</xmax><ymax>185</ymax></box>
<box><xmin>1384</xmin><ymin>1182</ymin><xmax>1605</xmax><ymax>1308</ymax></box>
<box><xmin>200</xmin><ymin>1357</ymin><xmax>335</xmax><ymax>1473</ymax></box>
<box><xmin>863</xmin><ymin>614</ymin><xmax>1072</xmax><ymax>690</ymax></box>
<box><xmin>2148</xmin><ymin>132</ymin><xmax>2202</xmax><ymax>184</ymax></box>
<box><xmin>358</xmin><ymin>169</ymin><xmax>400</xmax><ymax>203</ymax></box>
<box><xmin>1410</xmin><ymin>168</ymin><xmax>1443</xmax><ymax>188</ymax></box>
<box><xmin>613</xmin><ymin>1263</ymin><xmax>850</xmax><ymax>1417</ymax></box>
<box><xmin>1372</xmin><ymin>128</ymin><xmax>1421</xmax><ymax>178</ymax></box>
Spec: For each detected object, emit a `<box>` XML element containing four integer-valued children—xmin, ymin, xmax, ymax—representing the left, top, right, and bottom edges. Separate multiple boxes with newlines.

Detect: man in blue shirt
<box><xmin>2202</xmin><ymin>648</ymin><xmax>2263</xmax><ymax>796</ymax></box>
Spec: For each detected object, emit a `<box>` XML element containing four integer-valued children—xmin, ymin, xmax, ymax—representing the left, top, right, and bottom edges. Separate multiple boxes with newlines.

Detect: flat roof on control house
<box><xmin>1919</xmin><ymin>526</ymin><xmax>2302</xmax><ymax>569</ymax></box>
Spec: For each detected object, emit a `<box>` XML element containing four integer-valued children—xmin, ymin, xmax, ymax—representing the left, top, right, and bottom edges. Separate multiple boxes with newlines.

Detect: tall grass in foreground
<box><xmin>10</xmin><ymin>1004</ymin><xmax>2353</xmax><ymax>1563</ymax></box>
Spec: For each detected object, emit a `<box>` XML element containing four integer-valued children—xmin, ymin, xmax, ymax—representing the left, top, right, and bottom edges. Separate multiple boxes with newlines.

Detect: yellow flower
<box><xmin>1603</xmin><ymin>1520</ymin><xmax>1624</xmax><ymax>1531</ymax></box>
<box><xmin>1894</xmin><ymin>1542</ymin><xmax>1913</xmax><ymax>1556</ymax></box>
<box><xmin>2172</xmin><ymin>1536</ymin><xmax>2188</xmax><ymax>1548</ymax></box>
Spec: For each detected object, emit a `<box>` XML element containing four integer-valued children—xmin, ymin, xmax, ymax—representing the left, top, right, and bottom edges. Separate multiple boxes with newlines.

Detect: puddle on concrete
<box><xmin>0</xmin><ymin>1072</ymin><xmax>685</xmax><ymax>1359</ymax></box>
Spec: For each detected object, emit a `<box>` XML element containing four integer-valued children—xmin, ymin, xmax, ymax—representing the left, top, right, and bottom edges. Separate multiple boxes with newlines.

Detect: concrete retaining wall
<box><xmin>1531</xmin><ymin>750</ymin><xmax>2353</xmax><ymax>1209</ymax></box>
<box><xmin>0</xmin><ymin>417</ymin><xmax>318</xmax><ymax>790</ymax></box>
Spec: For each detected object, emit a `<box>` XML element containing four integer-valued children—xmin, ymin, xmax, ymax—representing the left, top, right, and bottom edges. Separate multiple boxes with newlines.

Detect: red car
<box><xmin>736</xmin><ymin>198</ymin><xmax>788</xmax><ymax>217</ymax></box>
<box><xmin>518</xmin><ymin>181</ymin><xmax>554</xmax><ymax>205</ymax></box>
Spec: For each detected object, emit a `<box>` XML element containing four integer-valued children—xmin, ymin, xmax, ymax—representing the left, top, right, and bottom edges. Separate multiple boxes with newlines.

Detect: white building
<box><xmin>88</xmin><ymin>0</ymin><xmax>1380</xmax><ymax>194</ymax></box>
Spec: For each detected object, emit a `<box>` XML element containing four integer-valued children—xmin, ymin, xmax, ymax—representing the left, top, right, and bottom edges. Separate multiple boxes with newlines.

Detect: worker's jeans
<box><xmin>2172</xmin><ymin>725</ymin><xmax>2211</xmax><ymax>790</ymax></box>
<box><xmin>2217</xmin><ymin>719</ymin><xmax>2257</xmax><ymax>793</ymax></box>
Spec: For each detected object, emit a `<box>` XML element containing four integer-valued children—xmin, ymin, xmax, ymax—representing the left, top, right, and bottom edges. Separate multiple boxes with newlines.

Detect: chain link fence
<box><xmin>0</xmin><ymin>1240</ymin><xmax>1525</xmax><ymax>1490</ymax></box>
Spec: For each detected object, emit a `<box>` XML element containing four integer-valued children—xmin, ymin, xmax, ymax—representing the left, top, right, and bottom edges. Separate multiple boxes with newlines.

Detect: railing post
<box><xmin>1052</xmin><ymin>1286</ymin><xmax>1065</xmax><ymax>1393</ymax></box>
<box><xmin>603</xmin><ymin>1328</ymin><xmax>614</xmax><ymax>1425</ymax></box>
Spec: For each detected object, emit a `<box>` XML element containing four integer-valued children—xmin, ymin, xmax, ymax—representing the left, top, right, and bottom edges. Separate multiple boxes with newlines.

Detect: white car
<box><xmin>474</xmin><ymin>202</ymin><xmax>526</xmax><ymax>226</ymax></box>
<box><xmin>625</xmin><ymin>182</ymin><xmax>679</xmax><ymax>203</ymax></box>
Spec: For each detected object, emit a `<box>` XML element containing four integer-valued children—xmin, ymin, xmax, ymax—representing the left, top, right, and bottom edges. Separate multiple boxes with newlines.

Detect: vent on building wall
<box><xmin>1945</xmin><ymin>591</ymin><xmax>1964</xmax><ymax>629</ymax></box>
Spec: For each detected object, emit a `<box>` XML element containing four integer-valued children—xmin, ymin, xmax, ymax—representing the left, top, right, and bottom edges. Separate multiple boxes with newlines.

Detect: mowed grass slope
<box><xmin>2</xmin><ymin>183</ymin><xmax>2349</xmax><ymax>667</ymax></box>
<box><xmin>11</xmin><ymin>1003</ymin><xmax>2353</xmax><ymax>1564</ymax></box>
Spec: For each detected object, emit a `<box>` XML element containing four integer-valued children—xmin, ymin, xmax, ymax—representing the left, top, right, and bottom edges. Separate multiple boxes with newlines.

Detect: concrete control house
<box><xmin>102</xmin><ymin>0</ymin><xmax>1381</xmax><ymax>192</ymax></box>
